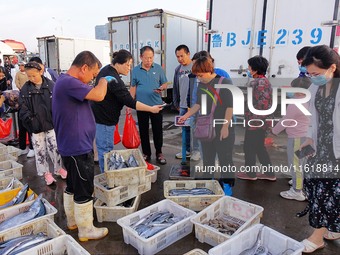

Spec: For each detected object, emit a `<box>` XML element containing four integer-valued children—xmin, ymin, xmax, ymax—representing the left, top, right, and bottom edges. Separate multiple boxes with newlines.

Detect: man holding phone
<box><xmin>130</xmin><ymin>46</ymin><xmax>168</xmax><ymax>164</ymax></box>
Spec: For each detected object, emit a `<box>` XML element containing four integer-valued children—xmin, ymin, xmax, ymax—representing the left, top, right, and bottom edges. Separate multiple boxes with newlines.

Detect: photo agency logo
<box><xmin>200</xmin><ymin>84</ymin><xmax>312</xmax><ymax>128</ymax></box>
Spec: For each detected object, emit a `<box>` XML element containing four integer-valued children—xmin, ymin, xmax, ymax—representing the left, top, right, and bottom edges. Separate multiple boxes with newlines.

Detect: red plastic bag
<box><xmin>0</xmin><ymin>118</ymin><xmax>13</xmax><ymax>138</ymax></box>
<box><xmin>122</xmin><ymin>112</ymin><xmax>141</xmax><ymax>149</ymax></box>
<box><xmin>114</xmin><ymin>124</ymin><xmax>121</xmax><ymax>145</ymax></box>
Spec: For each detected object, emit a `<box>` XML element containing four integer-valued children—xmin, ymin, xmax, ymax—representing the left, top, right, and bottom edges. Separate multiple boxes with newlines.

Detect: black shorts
<box><xmin>62</xmin><ymin>152</ymin><xmax>94</xmax><ymax>203</ymax></box>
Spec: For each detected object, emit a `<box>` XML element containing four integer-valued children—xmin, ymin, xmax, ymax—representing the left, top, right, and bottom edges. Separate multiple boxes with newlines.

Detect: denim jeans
<box><xmin>180</xmin><ymin>108</ymin><xmax>190</xmax><ymax>152</ymax></box>
<box><xmin>95</xmin><ymin>123</ymin><xmax>115</xmax><ymax>173</ymax></box>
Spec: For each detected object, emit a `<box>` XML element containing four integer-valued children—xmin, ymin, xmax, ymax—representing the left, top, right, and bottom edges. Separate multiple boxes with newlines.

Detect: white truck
<box><xmin>107</xmin><ymin>9</ymin><xmax>206</xmax><ymax>102</ymax></box>
<box><xmin>206</xmin><ymin>0</ymin><xmax>340</xmax><ymax>87</ymax></box>
<box><xmin>37</xmin><ymin>35</ymin><xmax>111</xmax><ymax>74</ymax></box>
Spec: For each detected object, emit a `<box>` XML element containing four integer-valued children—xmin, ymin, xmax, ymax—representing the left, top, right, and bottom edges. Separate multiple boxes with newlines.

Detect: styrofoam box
<box><xmin>191</xmin><ymin>196</ymin><xmax>264</xmax><ymax>247</ymax></box>
<box><xmin>94</xmin><ymin>170</ymin><xmax>154</xmax><ymax>207</ymax></box>
<box><xmin>163</xmin><ymin>180</ymin><xmax>224</xmax><ymax>212</ymax></box>
<box><xmin>0</xmin><ymin>217</ymin><xmax>65</xmax><ymax>243</ymax></box>
<box><xmin>117</xmin><ymin>199</ymin><xmax>196</xmax><ymax>255</ymax></box>
<box><xmin>104</xmin><ymin>149</ymin><xmax>147</xmax><ymax>187</ymax></box>
<box><xmin>208</xmin><ymin>224</ymin><xmax>304</xmax><ymax>255</ymax></box>
<box><xmin>18</xmin><ymin>235</ymin><xmax>91</xmax><ymax>255</ymax></box>
<box><xmin>94</xmin><ymin>195</ymin><xmax>141</xmax><ymax>222</ymax></box>
<box><xmin>184</xmin><ymin>248</ymin><xmax>208</xmax><ymax>255</ymax></box>
<box><xmin>148</xmin><ymin>165</ymin><xmax>160</xmax><ymax>183</ymax></box>
<box><xmin>0</xmin><ymin>198</ymin><xmax>57</xmax><ymax>233</ymax></box>
<box><xmin>0</xmin><ymin>160</ymin><xmax>23</xmax><ymax>180</ymax></box>
<box><xmin>0</xmin><ymin>153</ymin><xmax>16</xmax><ymax>162</ymax></box>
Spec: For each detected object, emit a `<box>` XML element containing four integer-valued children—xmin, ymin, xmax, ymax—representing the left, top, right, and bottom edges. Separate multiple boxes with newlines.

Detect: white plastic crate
<box><xmin>104</xmin><ymin>149</ymin><xmax>147</xmax><ymax>187</ymax></box>
<box><xmin>147</xmin><ymin>165</ymin><xmax>160</xmax><ymax>183</ymax></box>
<box><xmin>0</xmin><ymin>160</ymin><xmax>23</xmax><ymax>180</ymax></box>
<box><xmin>0</xmin><ymin>198</ymin><xmax>57</xmax><ymax>233</ymax></box>
<box><xmin>0</xmin><ymin>153</ymin><xmax>16</xmax><ymax>162</ymax></box>
<box><xmin>208</xmin><ymin>224</ymin><xmax>304</xmax><ymax>255</ymax></box>
<box><xmin>0</xmin><ymin>217</ymin><xmax>65</xmax><ymax>243</ymax></box>
<box><xmin>94</xmin><ymin>170</ymin><xmax>154</xmax><ymax>207</ymax></box>
<box><xmin>117</xmin><ymin>199</ymin><xmax>196</xmax><ymax>255</ymax></box>
<box><xmin>191</xmin><ymin>196</ymin><xmax>264</xmax><ymax>247</ymax></box>
<box><xmin>184</xmin><ymin>248</ymin><xmax>208</xmax><ymax>255</ymax></box>
<box><xmin>164</xmin><ymin>180</ymin><xmax>224</xmax><ymax>211</ymax></box>
<box><xmin>0</xmin><ymin>144</ymin><xmax>20</xmax><ymax>161</ymax></box>
<box><xmin>94</xmin><ymin>195</ymin><xmax>141</xmax><ymax>222</ymax></box>
<box><xmin>18</xmin><ymin>234</ymin><xmax>91</xmax><ymax>255</ymax></box>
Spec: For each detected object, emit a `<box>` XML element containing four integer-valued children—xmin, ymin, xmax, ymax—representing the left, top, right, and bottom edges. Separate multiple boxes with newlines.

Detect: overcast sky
<box><xmin>0</xmin><ymin>0</ymin><xmax>207</xmax><ymax>52</ymax></box>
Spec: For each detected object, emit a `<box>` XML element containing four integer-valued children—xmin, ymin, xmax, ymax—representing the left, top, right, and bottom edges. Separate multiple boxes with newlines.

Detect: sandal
<box><xmin>323</xmin><ymin>231</ymin><xmax>340</xmax><ymax>240</ymax></box>
<box><xmin>301</xmin><ymin>239</ymin><xmax>325</xmax><ymax>253</ymax></box>
<box><xmin>143</xmin><ymin>154</ymin><xmax>151</xmax><ymax>162</ymax></box>
<box><xmin>156</xmin><ymin>153</ymin><xmax>166</xmax><ymax>165</ymax></box>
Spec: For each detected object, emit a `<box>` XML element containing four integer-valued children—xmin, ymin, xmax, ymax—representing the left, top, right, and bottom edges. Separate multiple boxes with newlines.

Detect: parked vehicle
<box><xmin>37</xmin><ymin>35</ymin><xmax>111</xmax><ymax>74</ymax></box>
<box><xmin>206</xmin><ymin>0</ymin><xmax>340</xmax><ymax>87</ymax></box>
<box><xmin>107</xmin><ymin>9</ymin><xmax>205</xmax><ymax>103</ymax></box>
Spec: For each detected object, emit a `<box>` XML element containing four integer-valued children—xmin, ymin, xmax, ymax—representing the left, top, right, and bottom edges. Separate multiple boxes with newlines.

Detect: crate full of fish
<box><xmin>117</xmin><ymin>199</ymin><xmax>196</xmax><ymax>255</ymax></box>
<box><xmin>0</xmin><ymin>160</ymin><xmax>23</xmax><ymax>180</ymax></box>
<box><xmin>183</xmin><ymin>248</ymin><xmax>208</xmax><ymax>255</ymax></box>
<box><xmin>0</xmin><ymin>217</ymin><xmax>66</xmax><ymax>254</ymax></box>
<box><xmin>164</xmin><ymin>180</ymin><xmax>224</xmax><ymax>212</ymax></box>
<box><xmin>0</xmin><ymin>194</ymin><xmax>57</xmax><ymax>233</ymax></box>
<box><xmin>94</xmin><ymin>195</ymin><xmax>141</xmax><ymax>222</ymax></box>
<box><xmin>104</xmin><ymin>149</ymin><xmax>147</xmax><ymax>187</ymax></box>
<box><xmin>0</xmin><ymin>183</ymin><xmax>36</xmax><ymax>210</ymax></box>
<box><xmin>191</xmin><ymin>196</ymin><xmax>264</xmax><ymax>247</ymax></box>
<box><xmin>94</xmin><ymin>170</ymin><xmax>154</xmax><ymax>207</ymax></box>
<box><xmin>17</xmin><ymin>234</ymin><xmax>91</xmax><ymax>255</ymax></box>
<box><xmin>208</xmin><ymin>224</ymin><xmax>304</xmax><ymax>255</ymax></box>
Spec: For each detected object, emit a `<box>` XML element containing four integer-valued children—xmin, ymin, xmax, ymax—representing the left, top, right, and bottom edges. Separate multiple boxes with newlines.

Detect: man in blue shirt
<box><xmin>130</xmin><ymin>46</ymin><xmax>168</xmax><ymax>164</ymax></box>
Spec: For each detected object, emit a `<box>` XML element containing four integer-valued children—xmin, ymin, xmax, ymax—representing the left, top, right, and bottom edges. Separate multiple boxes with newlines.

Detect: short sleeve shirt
<box><xmin>52</xmin><ymin>73</ymin><xmax>95</xmax><ymax>156</ymax></box>
<box><xmin>131</xmin><ymin>63</ymin><xmax>167</xmax><ymax>106</ymax></box>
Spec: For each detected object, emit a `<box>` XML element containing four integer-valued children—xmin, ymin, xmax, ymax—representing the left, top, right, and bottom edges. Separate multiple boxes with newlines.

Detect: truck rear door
<box><xmin>207</xmin><ymin>0</ymin><xmax>338</xmax><ymax>86</ymax></box>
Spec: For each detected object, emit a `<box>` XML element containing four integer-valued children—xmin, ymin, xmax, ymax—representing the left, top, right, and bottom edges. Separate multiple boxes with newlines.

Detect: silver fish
<box><xmin>24</xmin><ymin>193</ymin><xmax>35</xmax><ymax>202</ymax></box>
<box><xmin>0</xmin><ymin>183</ymin><xmax>29</xmax><ymax>209</ymax></box>
<box><xmin>127</xmin><ymin>154</ymin><xmax>139</xmax><ymax>167</ymax></box>
<box><xmin>0</xmin><ymin>194</ymin><xmax>45</xmax><ymax>232</ymax></box>
<box><xmin>7</xmin><ymin>233</ymin><xmax>51</xmax><ymax>255</ymax></box>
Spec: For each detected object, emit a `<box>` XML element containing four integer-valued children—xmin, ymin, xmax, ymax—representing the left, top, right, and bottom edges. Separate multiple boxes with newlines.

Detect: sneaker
<box><xmin>256</xmin><ymin>173</ymin><xmax>277</xmax><ymax>181</ymax></box>
<box><xmin>236</xmin><ymin>172</ymin><xmax>257</xmax><ymax>181</ymax></box>
<box><xmin>44</xmin><ymin>172</ymin><xmax>56</xmax><ymax>185</ymax></box>
<box><xmin>175</xmin><ymin>151</ymin><xmax>191</xmax><ymax>159</ymax></box>
<box><xmin>156</xmin><ymin>153</ymin><xmax>167</xmax><ymax>165</ymax></box>
<box><xmin>280</xmin><ymin>187</ymin><xmax>306</xmax><ymax>201</ymax></box>
<box><xmin>288</xmin><ymin>179</ymin><xmax>293</xmax><ymax>186</ymax></box>
<box><xmin>27</xmin><ymin>149</ymin><xmax>35</xmax><ymax>158</ymax></box>
<box><xmin>18</xmin><ymin>148</ymin><xmax>29</xmax><ymax>156</ymax></box>
<box><xmin>190</xmin><ymin>151</ymin><xmax>201</xmax><ymax>161</ymax></box>
<box><xmin>56</xmin><ymin>168</ymin><xmax>67</xmax><ymax>179</ymax></box>
<box><xmin>223</xmin><ymin>183</ymin><xmax>233</xmax><ymax>196</ymax></box>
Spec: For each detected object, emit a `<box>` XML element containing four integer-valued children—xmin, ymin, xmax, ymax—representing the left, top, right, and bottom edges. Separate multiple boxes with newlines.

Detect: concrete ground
<box><xmin>17</xmin><ymin>108</ymin><xmax>339</xmax><ymax>255</ymax></box>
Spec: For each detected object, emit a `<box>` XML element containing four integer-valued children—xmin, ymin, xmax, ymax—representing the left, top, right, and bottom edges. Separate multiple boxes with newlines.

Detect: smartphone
<box><xmin>153</xmin><ymin>88</ymin><xmax>162</xmax><ymax>93</ymax></box>
<box><xmin>295</xmin><ymin>145</ymin><xmax>315</xmax><ymax>159</ymax></box>
<box><xmin>175</xmin><ymin>116</ymin><xmax>191</xmax><ymax>127</ymax></box>
<box><xmin>161</xmin><ymin>103</ymin><xmax>167</xmax><ymax>107</ymax></box>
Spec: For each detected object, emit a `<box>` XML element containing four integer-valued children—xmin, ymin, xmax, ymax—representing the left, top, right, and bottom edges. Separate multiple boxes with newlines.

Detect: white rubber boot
<box><xmin>63</xmin><ymin>192</ymin><xmax>77</xmax><ymax>230</ymax></box>
<box><xmin>74</xmin><ymin>200</ymin><xmax>108</xmax><ymax>242</ymax></box>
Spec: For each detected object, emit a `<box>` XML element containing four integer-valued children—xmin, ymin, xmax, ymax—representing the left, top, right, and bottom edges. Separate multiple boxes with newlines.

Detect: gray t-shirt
<box><xmin>179</xmin><ymin>62</ymin><xmax>193</xmax><ymax>108</ymax></box>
